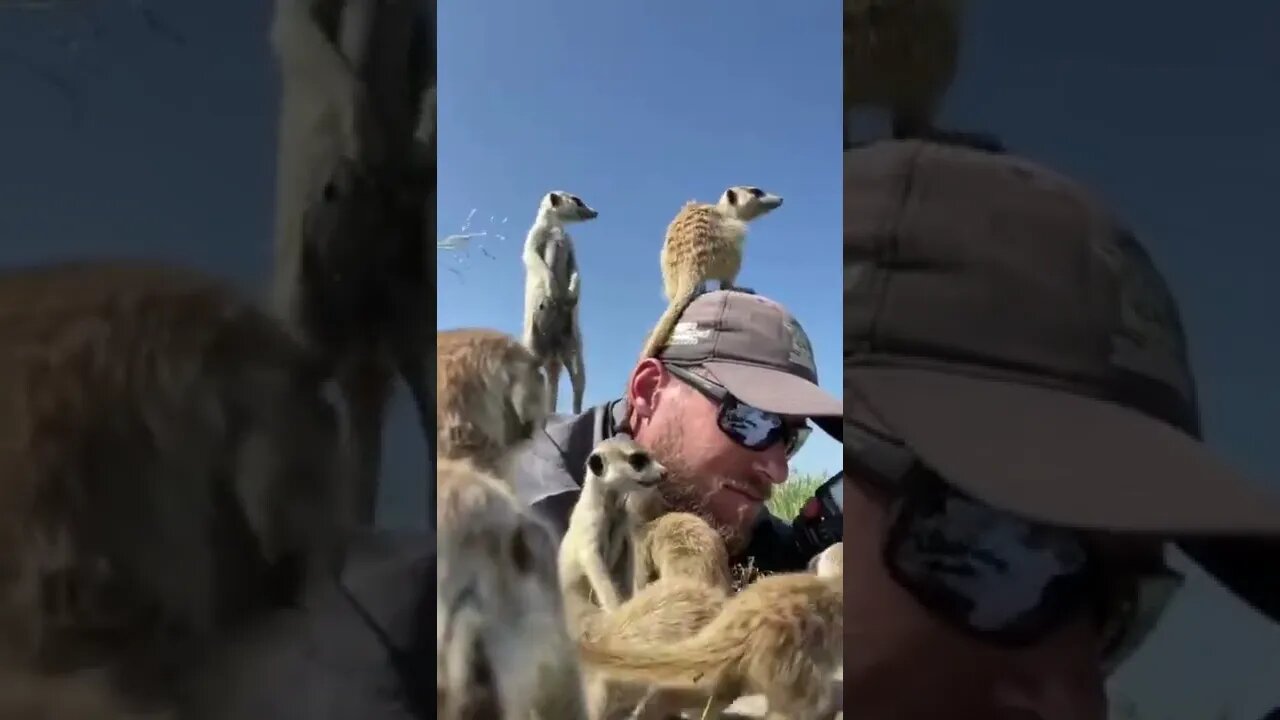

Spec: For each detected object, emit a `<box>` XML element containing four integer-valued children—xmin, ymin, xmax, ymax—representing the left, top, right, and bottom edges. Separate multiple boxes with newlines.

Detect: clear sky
<box><xmin>1</xmin><ymin>2</ymin><xmax>1279</xmax><ymax>719</ymax></box>
<box><xmin>435</xmin><ymin>0</ymin><xmax>844</xmax><ymax>480</ymax></box>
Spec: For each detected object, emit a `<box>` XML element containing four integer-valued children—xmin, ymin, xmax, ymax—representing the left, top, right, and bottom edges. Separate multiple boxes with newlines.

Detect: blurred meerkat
<box><xmin>845</xmin><ymin>0</ymin><xmax>964</xmax><ymax>141</ymax></box>
<box><xmin>639</xmin><ymin>186</ymin><xmax>783</xmax><ymax>360</ymax></box>
<box><xmin>0</xmin><ymin>260</ymin><xmax>346</xmax><ymax>707</ymax></box>
<box><xmin>578</xmin><ymin>571</ymin><xmax>844</xmax><ymax>720</ymax></box>
<box><xmin>558</xmin><ymin>438</ymin><xmax>667</xmax><ymax>629</ymax></box>
<box><xmin>436</xmin><ymin>328</ymin><xmax>548</xmax><ymax>481</ymax></box>
<box><xmin>809</xmin><ymin>541</ymin><xmax>844</xmax><ymax>579</ymax></box>
<box><xmin>522</xmin><ymin>190</ymin><xmax>599</xmax><ymax>415</ymax></box>
<box><xmin>0</xmin><ymin>667</ymin><xmax>175</xmax><ymax>720</ymax></box>
<box><xmin>437</xmin><ymin>458</ymin><xmax>588</xmax><ymax>720</ymax></box>
<box><xmin>631</xmin><ymin>511</ymin><xmax>732</xmax><ymax>595</ymax></box>
<box><xmin>270</xmin><ymin>0</ymin><xmax>434</xmax><ymax>528</ymax></box>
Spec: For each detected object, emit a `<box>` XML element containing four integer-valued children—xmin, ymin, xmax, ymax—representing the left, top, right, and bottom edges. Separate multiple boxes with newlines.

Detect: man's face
<box><xmin>841</xmin><ymin>480</ymin><xmax>1160</xmax><ymax>720</ymax></box>
<box><xmin>627</xmin><ymin>361</ymin><xmax>793</xmax><ymax>554</ymax></box>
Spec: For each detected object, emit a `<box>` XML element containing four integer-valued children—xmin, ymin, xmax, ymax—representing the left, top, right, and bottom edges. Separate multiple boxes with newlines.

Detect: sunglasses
<box><xmin>662</xmin><ymin>363</ymin><xmax>812</xmax><ymax>459</ymax></box>
<box><xmin>846</xmin><ymin>420</ymin><xmax>1184</xmax><ymax>673</ymax></box>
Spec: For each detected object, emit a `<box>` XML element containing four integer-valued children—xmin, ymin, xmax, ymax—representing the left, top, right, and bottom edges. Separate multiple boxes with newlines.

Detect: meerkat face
<box><xmin>586</xmin><ymin>438</ymin><xmax>666</xmax><ymax>494</ymax></box>
<box><xmin>717</xmin><ymin>185</ymin><xmax>783</xmax><ymax>222</ymax></box>
<box><xmin>541</xmin><ymin>191</ymin><xmax>599</xmax><ymax>223</ymax></box>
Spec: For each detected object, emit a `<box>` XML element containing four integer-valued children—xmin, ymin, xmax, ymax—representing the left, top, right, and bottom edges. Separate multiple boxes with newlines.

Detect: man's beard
<box><xmin>644</xmin><ymin>424</ymin><xmax>752</xmax><ymax>556</ymax></box>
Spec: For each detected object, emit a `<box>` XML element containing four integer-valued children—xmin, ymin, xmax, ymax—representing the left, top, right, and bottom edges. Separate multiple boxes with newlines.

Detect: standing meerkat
<box><xmin>845</xmin><ymin>0</ymin><xmax>964</xmax><ymax>141</ymax></box>
<box><xmin>578</xmin><ymin>571</ymin><xmax>844</xmax><ymax>720</ymax></box>
<box><xmin>558</xmin><ymin>438</ymin><xmax>667</xmax><ymax>626</ymax></box>
<box><xmin>436</xmin><ymin>328</ymin><xmax>548</xmax><ymax>481</ymax></box>
<box><xmin>639</xmin><ymin>186</ymin><xmax>783</xmax><ymax>360</ymax></box>
<box><xmin>437</xmin><ymin>457</ymin><xmax>588</xmax><ymax>720</ymax></box>
<box><xmin>522</xmin><ymin>190</ymin><xmax>598</xmax><ymax>415</ymax></box>
<box><xmin>631</xmin><ymin>511</ymin><xmax>732</xmax><ymax>596</ymax></box>
<box><xmin>0</xmin><ymin>260</ymin><xmax>347</xmax><ymax>709</ymax></box>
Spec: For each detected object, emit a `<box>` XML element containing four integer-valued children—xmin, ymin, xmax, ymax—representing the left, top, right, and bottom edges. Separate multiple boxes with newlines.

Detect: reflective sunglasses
<box><xmin>662</xmin><ymin>363</ymin><xmax>812</xmax><ymax>459</ymax></box>
<box><xmin>846</xmin><ymin>420</ymin><xmax>1183</xmax><ymax>673</ymax></box>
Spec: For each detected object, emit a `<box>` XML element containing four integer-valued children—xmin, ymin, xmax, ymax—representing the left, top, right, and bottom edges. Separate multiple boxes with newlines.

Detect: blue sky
<box><xmin>436</xmin><ymin>0</ymin><xmax>843</xmax><ymax>479</ymax></box>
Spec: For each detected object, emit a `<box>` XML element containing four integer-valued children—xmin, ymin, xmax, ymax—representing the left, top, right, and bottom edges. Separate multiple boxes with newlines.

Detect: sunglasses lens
<box><xmin>888</xmin><ymin>489</ymin><xmax>1094</xmax><ymax>643</ymax></box>
<box><xmin>719</xmin><ymin>401</ymin><xmax>785</xmax><ymax>448</ymax></box>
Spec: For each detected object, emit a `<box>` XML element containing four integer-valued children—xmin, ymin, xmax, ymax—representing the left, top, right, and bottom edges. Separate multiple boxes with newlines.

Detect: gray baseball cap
<box><xmin>845</xmin><ymin>138</ymin><xmax>1280</xmax><ymax>617</ymax></box>
<box><xmin>656</xmin><ymin>290</ymin><xmax>842</xmax><ymax>422</ymax></box>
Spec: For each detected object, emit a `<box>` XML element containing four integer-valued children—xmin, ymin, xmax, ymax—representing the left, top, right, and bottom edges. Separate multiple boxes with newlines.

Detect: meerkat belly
<box><xmin>542</xmin><ymin>236</ymin><xmax>574</xmax><ymax>290</ymax></box>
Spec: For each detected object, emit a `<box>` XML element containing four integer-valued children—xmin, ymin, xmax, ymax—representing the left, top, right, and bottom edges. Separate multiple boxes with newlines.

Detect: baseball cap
<box><xmin>844</xmin><ymin>138</ymin><xmax>1280</xmax><ymax>541</ymax></box>
<box><xmin>656</xmin><ymin>289</ymin><xmax>842</xmax><ymax>426</ymax></box>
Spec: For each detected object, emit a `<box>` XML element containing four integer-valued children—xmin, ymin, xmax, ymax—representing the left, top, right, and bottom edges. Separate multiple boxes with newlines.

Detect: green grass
<box><xmin>766</xmin><ymin>472</ymin><xmax>827</xmax><ymax>521</ymax></box>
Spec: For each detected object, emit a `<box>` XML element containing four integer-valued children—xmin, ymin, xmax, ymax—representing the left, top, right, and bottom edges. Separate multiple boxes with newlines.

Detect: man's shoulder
<box><xmin>509</xmin><ymin>401</ymin><xmax>615</xmax><ymax>509</ymax></box>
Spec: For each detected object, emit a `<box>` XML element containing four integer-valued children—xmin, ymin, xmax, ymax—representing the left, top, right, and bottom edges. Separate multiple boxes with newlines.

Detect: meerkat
<box><xmin>639</xmin><ymin>186</ymin><xmax>783</xmax><ymax>360</ymax></box>
<box><xmin>558</xmin><ymin>438</ymin><xmax>667</xmax><ymax>629</ymax></box>
<box><xmin>845</xmin><ymin>0</ymin><xmax>964</xmax><ymax>141</ymax></box>
<box><xmin>270</xmin><ymin>0</ymin><xmax>435</xmax><ymax>528</ymax></box>
<box><xmin>809</xmin><ymin>542</ymin><xmax>844</xmax><ymax>579</ymax></box>
<box><xmin>436</xmin><ymin>327</ymin><xmax>548</xmax><ymax>481</ymax></box>
<box><xmin>522</xmin><ymin>190</ymin><xmax>598</xmax><ymax>415</ymax></box>
<box><xmin>576</xmin><ymin>577</ymin><xmax>730</xmax><ymax>720</ymax></box>
<box><xmin>437</xmin><ymin>457</ymin><xmax>588</xmax><ymax>720</ymax></box>
<box><xmin>0</xmin><ymin>260</ymin><xmax>347</xmax><ymax>709</ymax></box>
<box><xmin>631</xmin><ymin>511</ymin><xmax>732</xmax><ymax>596</ymax></box>
<box><xmin>578</xmin><ymin>571</ymin><xmax>844</xmax><ymax>720</ymax></box>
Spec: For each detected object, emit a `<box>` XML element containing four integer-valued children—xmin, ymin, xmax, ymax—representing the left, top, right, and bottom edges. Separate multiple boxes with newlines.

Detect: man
<box><xmin>842</xmin><ymin>137</ymin><xmax>1280</xmax><ymax>718</ymax></box>
<box><xmin>511</xmin><ymin>289</ymin><xmax>844</xmax><ymax>572</ymax></box>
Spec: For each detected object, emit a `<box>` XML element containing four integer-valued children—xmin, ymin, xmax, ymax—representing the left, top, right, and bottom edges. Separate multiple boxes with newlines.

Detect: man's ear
<box><xmin>626</xmin><ymin>358</ymin><xmax>667</xmax><ymax>423</ymax></box>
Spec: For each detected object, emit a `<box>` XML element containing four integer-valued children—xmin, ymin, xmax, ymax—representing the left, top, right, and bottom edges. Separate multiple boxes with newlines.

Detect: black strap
<box><xmin>336</xmin><ymin>576</ymin><xmax>432</xmax><ymax>718</ymax></box>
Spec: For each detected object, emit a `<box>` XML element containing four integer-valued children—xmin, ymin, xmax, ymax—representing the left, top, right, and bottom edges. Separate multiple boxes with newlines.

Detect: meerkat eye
<box><xmin>747</xmin><ymin>187</ymin><xmax>764</xmax><ymax>198</ymax></box>
<box><xmin>586</xmin><ymin>453</ymin><xmax>604</xmax><ymax>477</ymax></box>
<box><xmin>510</xmin><ymin>527</ymin><xmax>533</xmax><ymax>574</ymax></box>
<box><xmin>548</xmin><ymin>193</ymin><xmax>562</xmax><ymax>207</ymax></box>
<box><xmin>626</xmin><ymin>452</ymin><xmax>650</xmax><ymax>473</ymax></box>
<box><xmin>571</xmin><ymin>196</ymin><xmax>585</xmax><ymax>207</ymax></box>
<box><xmin>725</xmin><ymin>189</ymin><xmax>739</xmax><ymax>205</ymax></box>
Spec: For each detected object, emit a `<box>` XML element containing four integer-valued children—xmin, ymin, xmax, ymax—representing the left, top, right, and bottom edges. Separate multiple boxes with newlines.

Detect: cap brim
<box><xmin>705</xmin><ymin>361</ymin><xmax>843</xmax><ymax>420</ymax></box>
<box><xmin>847</xmin><ymin>366</ymin><xmax>1280</xmax><ymax>534</ymax></box>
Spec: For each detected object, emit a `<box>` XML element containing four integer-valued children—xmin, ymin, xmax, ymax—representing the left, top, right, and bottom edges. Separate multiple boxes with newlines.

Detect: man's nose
<box><xmin>753</xmin><ymin>443</ymin><xmax>790</xmax><ymax>485</ymax></box>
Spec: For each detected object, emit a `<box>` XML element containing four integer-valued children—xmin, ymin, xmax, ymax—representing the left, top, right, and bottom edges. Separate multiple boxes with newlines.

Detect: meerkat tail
<box><xmin>638</xmin><ymin>285</ymin><xmax>699</xmax><ymax>361</ymax></box>
<box><xmin>576</xmin><ymin>627</ymin><xmax>741</xmax><ymax>690</ymax></box>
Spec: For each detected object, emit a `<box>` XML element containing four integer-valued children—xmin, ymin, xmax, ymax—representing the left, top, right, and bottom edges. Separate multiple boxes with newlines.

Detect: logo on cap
<box><xmin>785</xmin><ymin>317</ymin><xmax>816</xmax><ymax>373</ymax></box>
<box><xmin>669</xmin><ymin>321</ymin><xmax>711</xmax><ymax>346</ymax></box>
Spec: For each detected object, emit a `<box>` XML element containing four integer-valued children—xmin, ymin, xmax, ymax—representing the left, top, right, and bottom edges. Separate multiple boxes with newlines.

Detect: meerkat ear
<box><xmin>548</xmin><ymin>193</ymin><xmax>562</xmax><ymax>208</ymax></box>
<box><xmin>725</xmin><ymin>189</ymin><xmax>739</xmax><ymax>205</ymax></box>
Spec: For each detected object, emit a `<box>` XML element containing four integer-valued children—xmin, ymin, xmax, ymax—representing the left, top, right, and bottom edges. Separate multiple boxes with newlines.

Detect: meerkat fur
<box><xmin>632</xmin><ymin>511</ymin><xmax>732</xmax><ymax>596</ymax></box>
<box><xmin>809</xmin><ymin>541</ymin><xmax>844</xmax><ymax>579</ymax></box>
<box><xmin>845</xmin><ymin>0</ymin><xmax>964</xmax><ymax>141</ymax></box>
<box><xmin>577</xmin><ymin>577</ymin><xmax>730</xmax><ymax>720</ymax></box>
<box><xmin>639</xmin><ymin>186</ymin><xmax>783</xmax><ymax>360</ymax></box>
<box><xmin>558</xmin><ymin>438</ymin><xmax>667</xmax><ymax>626</ymax></box>
<box><xmin>437</xmin><ymin>457</ymin><xmax>588</xmax><ymax>720</ymax></box>
<box><xmin>436</xmin><ymin>328</ymin><xmax>548</xmax><ymax>481</ymax></box>
<box><xmin>578</xmin><ymin>571</ymin><xmax>844</xmax><ymax>720</ymax></box>
<box><xmin>522</xmin><ymin>190</ymin><xmax>598</xmax><ymax>415</ymax></box>
<box><xmin>0</xmin><ymin>260</ymin><xmax>347</xmax><ymax>700</ymax></box>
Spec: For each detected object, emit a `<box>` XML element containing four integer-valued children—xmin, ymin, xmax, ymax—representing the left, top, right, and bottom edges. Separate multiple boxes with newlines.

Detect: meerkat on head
<box><xmin>558</xmin><ymin>438</ymin><xmax>667</xmax><ymax>631</ymax></box>
<box><xmin>715</xmin><ymin>185</ymin><xmax>783</xmax><ymax>223</ymax></box>
<box><xmin>638</xmin><ymin>185</ymin><xmax>783</xmax><ymax>360</ymax></box>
